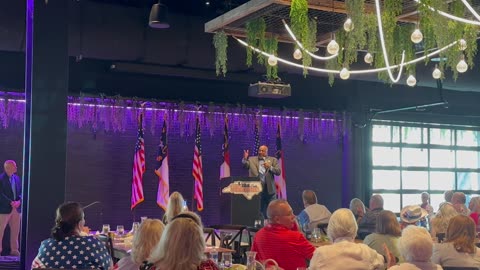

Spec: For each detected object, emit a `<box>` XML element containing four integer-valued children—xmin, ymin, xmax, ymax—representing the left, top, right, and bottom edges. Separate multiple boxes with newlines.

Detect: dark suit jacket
<box><xmin>0</xmin><ymin>172</ymin><xmax>21</xmax><ymax>214</ymax></box>
<box><xmin>242</xmin><ymin>156</ymin><xmax>281</xmax><ymax>195</ymax></box>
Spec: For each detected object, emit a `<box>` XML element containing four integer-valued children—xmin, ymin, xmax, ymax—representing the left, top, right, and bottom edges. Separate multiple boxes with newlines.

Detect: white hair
<box><xmin>398</xmin><ymin>226</ymin><xmax>433</xmax><ymax>262</ymax></box>
<box><xmin>327</xmin><ymin>208</ymin><xmax>358</xmax><ymax>241</ymax></box>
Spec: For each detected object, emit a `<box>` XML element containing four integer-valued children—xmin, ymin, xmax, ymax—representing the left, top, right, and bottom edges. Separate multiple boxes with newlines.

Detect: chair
<box><xmin>317</xmin><ymin>223</ymin><xmax>328</xmax><ymax>235</ymax></box>
<box><xmin>97</xmin><ymin>233</ymin><xmax>116</xmax><ymax>262</ymax></box>
<box><xmin>204</xmin><ymin>227</ymin><xmax>217</xmax><ymax>246</ymax></box>
<box><xmin>211</xmin><ymin>224</ymin><xmax>247</xmax><ymax>263</ymax></box>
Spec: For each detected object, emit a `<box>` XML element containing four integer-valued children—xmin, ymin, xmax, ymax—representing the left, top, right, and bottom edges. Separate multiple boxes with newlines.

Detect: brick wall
<box><xmin>0</xmin><ymin>112</ymin><xmax>346</xmax><ymax>231</ymax></box>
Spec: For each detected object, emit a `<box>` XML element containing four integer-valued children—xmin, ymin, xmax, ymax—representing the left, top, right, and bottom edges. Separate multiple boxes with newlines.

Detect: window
<box><xmin>371</xmin><ymin>122</ymin><xmax>480</xmax><ymax>213</ymax></box>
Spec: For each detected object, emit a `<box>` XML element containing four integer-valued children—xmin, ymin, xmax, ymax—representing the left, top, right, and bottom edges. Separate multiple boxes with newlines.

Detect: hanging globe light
<box><xmin>343</xmin><ymin>18</ymin><xmax>354</xmax><ymax>32</ymax></box>
<box><xmin>327</xmin><ymin>39</ymin><xmax>340</xmax><ymax>55</ymax></box>
<box><xmin>459</xmin><ymin>39</ymin><xmax>467</xmax><ymax>51</ymax></box>
<box><xmin>406</xmin><ymin>75</ymin><xmax>417</xmax><ymax>87</ymax></box>
<box><xmin>456</xmin><ymin>56</ymin><xmax>468</xmax><ymax>73</ymax></box>
<box><xmin>364</xmin><ymin>53</ymin><xmax>373</xmax><ymax>64</ymax></box>
<box><xmin>411</xmin><ymin>29</ymin><xmax>423</xmax><ymax>44</ymax></box>
<box><xmin>268</xmin><ymin>55</ymin><xmax>277</xmax><ymax>66</ymax></box>
<box><xmin>293</xmin><ymin>48</ymin><xmax>303</xmax><ymax>60</ymax></box>
<box><xmin>432</xmin><ymin>66</ymin><xmax>442</xmax><ymax>79</ymax></box>
<box><xmin>339</xmin><ymin>67</ymin><xmax>350</xmax><ymax>80</ymax></box>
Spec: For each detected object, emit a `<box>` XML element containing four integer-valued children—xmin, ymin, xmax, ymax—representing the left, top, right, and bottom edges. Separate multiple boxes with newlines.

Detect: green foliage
<box><xmin>464</xmin><ymin>24</ymin><xmax>479</xmax><ymax>69</ymax></box>
<box><xmin>364</xmin><ymin>14</ymin><xmax>378</xmax><ymax>59</ymax></box>
<box><xmin>213</xmin><ymin>31</ymin><xmax>228</xmax><ymax>76</ymax></box>
<box><xmin>245</xmin><ymin>18</ymin><xmax>266</xmax><ymax>67</ymax></box>
<box><xmin>302</xmin><ymin>18</ymin><xmax>317</xmax><ymax>76</ymax></box>
<box><xmin>264</xmin><ymin>37</ymin><xmax>279</xmax><ymax>80</ymax></box>
<box><xmin>343</xmin><ymin>0</ymin><xmax>366</xmax><ymax>67</ymax></box>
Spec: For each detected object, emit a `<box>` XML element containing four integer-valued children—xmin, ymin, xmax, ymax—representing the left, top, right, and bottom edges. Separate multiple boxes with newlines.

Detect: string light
<box><xmin>406</xmin><ymin>75</ymin><xmax>417</xmax><ymax>87</ymax></box>
<box><xmin>293</xmin><ymin>48</ymin><xmax>303</xmax><ymax>60</ymax></box>
<box><xmin>364</xmin><ymin>53</ymin><xmax>373</xmax><ymax>64</ymax></box>
<box><xmin>327</xmin><ymin>39</ymin><xmax>340</xmax><ymax>55</ymax></box>
<box><xmin>432</xmin><ymin>66</ymin><xmax>442</xmax><ymax>79</ymax></box>
<box><xmin>411</xmin><ymin>29</ymin><xmax>423</xmax><ymax>44</ymax></box>
<box><xmin>340</xmin><ymin>68</ymin><xmax>350</xmax><ymax>80</ymax></box>
<box><xmin>456</xmin><ymin>55</ymin><xmax>468</xmax><ymax>73</ymax></box>
<box><xmin>414</xmin><ymin>0</ymin><xmax>480</xmax><ymax>26</ymax></box>
<box><xmin>343</xmin><ymin>18</ymin><xmax>354</xmax><ymax>32</ymax></box>
<box><xmin>459</xmin><ymin>39</ymin><xmax>467</xmax><ymax>51</ymax></box>
<box><xmin>268</xmin><ymin>55</ymin><xmax>278</xmax><ymax>66</ymax></box>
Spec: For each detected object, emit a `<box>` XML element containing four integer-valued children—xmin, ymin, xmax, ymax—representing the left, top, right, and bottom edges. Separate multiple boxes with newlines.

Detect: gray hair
<box><xmin>370</xmin><ymin>194</ymin><xmax>384</xmax><ymax>209</ymax></box>
<box><xmin>327</xmin><ymin>208</ymin><xmax>358</xmax><ymax>241</ymax></box>
<box><xmin>398</xmin><ymin>226</ymin><xmax>433</xmax><ymax>262</ymax></box>
<box><xmin>349</xmin><ymin>198</ymin><xmax>366</xmax><ymax>217</ymax></box>
<box><xmin>302</xmin><ymin>190</ymin><xmax>317</xmax><ymax>205</ymax></box>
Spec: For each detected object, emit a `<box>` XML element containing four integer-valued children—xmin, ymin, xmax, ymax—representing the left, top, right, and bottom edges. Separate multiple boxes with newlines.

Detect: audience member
<box><xmin>349</xmin><ymin>198</ymin><xmax>366</xmax><ymax>224</ymax></box>
<box><xmin>297</xmin><ymin>190</ymin><xmax>331</xmax><ymax>232</ymax></box>
<box><xmin>358</xmin><ymin>194</ymin><xmax>384</xmax><ymax>238</ymax></box>
<box><xmin>430</xmin><ymin>203</ymin><xmax>458</xmax><ymax>239</ymax></box>
<box><xmin>388</xmin><ymin>226</ymin><xmax>441</xmax><ymax>270</ymax></box>
<box><xmin>431</xmin><ymin>215</ymin><xmax>480</xmax><ymax>268</ymax></box>
<box><xmin>148</xmin><ymin>211</ymin><xmax>218</xmax><ymax>270</ymax></box>
<box><xmin>162</xmin><ymin>191</ymin><xmax>185</xmax><ymax>224</ymax></box>
<box><xmin>251</xmin><ymin>199</ymin><xmax>315</xmax><ymax>270</ymax></box>
<box><xmin>310</xmin><ymin>208</ymin><xmax>391</xmax><ymax>270</ymax></box>
<box><xmin>419</xmin><ymin>192</ymin><xmax>434</xmax><ymax>228</ymax></box>
<box><xmin>469</xmin><ymin>196</ymin><xmax>480</xmax><ymax>230</ymax></box>
<box><xmin>364</xmin><ymin>210</ymin><xmax>402</xmax><ymax>262</ymax></box>
<box><xmin>451</xmin><ymin>192</ymin><xmax>470</xmax><ymax>215</ymax></box>
<box><xmin>443</xmin><ymin>190</ymin><xmax>454</xmax><ymax>204</ymax></box>
<box><xmin>31</xmin><ymin>202</ymin><xmax>112</xmax><ymax>270</ymax></box>
<box><xmin>400</xmin><ymin>205</ymin><xmax>428</xmax><ymax>230</ymax></box>
<box><xmin>115</xmin><ymin>219</ymin><xmax>165</xmax><ymax>270</ymax></box>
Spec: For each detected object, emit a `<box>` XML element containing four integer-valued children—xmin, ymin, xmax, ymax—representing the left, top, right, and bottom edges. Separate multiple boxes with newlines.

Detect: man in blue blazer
<box><xmin>242</xmin><ymin>145</ymin><xmax>281</xmax><ymax>219</ymax></box>
<box><xmin>0</xmin><ymin>160</ymin><xmax>21</xmax><ymax>256</ymax></box>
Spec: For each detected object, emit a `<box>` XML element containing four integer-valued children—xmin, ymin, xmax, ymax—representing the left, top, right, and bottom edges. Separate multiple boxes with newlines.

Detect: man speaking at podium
<box><xmin>242</xmin><ymin>145</ymin><xmax>281</xmax><ymax>219</ymax></box>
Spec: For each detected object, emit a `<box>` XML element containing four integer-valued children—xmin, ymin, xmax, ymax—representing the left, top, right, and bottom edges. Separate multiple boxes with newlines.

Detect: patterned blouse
<box><xmin>31</xmin><ymin>235</ymin><xmax>112</xmax><ymax>269</ymax></box>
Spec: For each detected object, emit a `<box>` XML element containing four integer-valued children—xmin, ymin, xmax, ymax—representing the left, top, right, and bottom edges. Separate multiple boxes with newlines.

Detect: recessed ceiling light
<box><xmin>205</xmin><ymin>1</ymin><xmax>210</xmax><ymax>6</ymax></box>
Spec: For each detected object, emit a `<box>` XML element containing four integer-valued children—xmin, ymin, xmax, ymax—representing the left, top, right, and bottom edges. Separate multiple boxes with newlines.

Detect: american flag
<box><xmin>252</xmin><ymin>121</ymin><xmax>260</xmax><ymax>156</ymax></box>
<box><xmin>155</xmin><ymin>119</ymin><xmax>169</xmax><ymax>210</ymax></box>
<box><xmin>192</xmin><ymin>116</ymin><xmax>204</xmax><ymax>211</ymax></box>
<box><xmin>220</xmin><ymin>116</ymin><xmax>231</xmax><ymax>179</ymax></box>
<box><xmin>274</xmin><ymin>123</ymin><xmax>287</xmax><ymax>199</ymax></box>
<box><xmin>131</xmin><ymin>113</ymin><xmax>145</xmax><ymax>209</ymax></box>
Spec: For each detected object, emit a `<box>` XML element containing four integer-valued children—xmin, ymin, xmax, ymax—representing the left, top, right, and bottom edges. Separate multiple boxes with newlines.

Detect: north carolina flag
<box><xmin>220</xmin><ymin>117</ymin><xmax>231</xmax><ymax>179</ymax></box>
<box><xmin>155</xmin><ymin>119</ymin><xmax>169</xmax><ymax>211</ymax></box>
<box><xmin>274</xmin><ymin>123</ymin><xmax>287</xmax><ymax>199</ymax></box>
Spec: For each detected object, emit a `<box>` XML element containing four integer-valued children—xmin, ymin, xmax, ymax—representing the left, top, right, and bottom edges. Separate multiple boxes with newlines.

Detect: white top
<box><xmin>388</xmin><ymin>262</ymin><xmax>442</xmax><ymax>270</ymax></box>
<box><xmin>116</xmin><ymin>255</ymin><xmax>139</xmax><ymax>270</ymax></box>
<box><xmin>304</xmin><ymin>204</ymin><xmax>331</xmax><ymax>231</ymax></box>
<box><xmin>309</xmin><ymin>238</ymin><xmax>385</xmax><ymax>270</ymax></box>
<box><xmin>431</xmin><ymin>242</ymin><xmax>480</xmax><ymax>268</ymax></box>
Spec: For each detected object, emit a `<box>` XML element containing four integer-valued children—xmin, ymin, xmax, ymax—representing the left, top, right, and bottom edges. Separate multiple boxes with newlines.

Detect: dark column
<box><xmin>22</xmin><ymin>0</ymin><xmax>69</xmax><ymax>268</ymax></box>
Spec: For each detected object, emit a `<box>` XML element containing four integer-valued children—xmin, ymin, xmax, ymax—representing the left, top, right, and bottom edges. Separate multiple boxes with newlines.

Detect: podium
<box><xmin>219</xmin><ymin>176</ymin><xmax>262</xmax><ymax>226</ymax></box>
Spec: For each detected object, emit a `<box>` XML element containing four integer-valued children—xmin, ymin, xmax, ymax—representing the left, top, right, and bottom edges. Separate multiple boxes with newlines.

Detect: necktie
<box><xmin>10</xmin><ymin>176</ymin><xmax>16</xmax><ymax>199</ymax></box>
<box><xmin>259</xmin><ymin>159</ymin><xmax>266</xmax><ymax>182</ymax></box>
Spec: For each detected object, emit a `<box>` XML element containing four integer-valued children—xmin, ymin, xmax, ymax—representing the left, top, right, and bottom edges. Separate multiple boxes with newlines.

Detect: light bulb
<box><xmin>268</xmin><ymin>55</ymin><xmax>277</xmax><ymax>66</ymax></box>
<box><xmin>343</xmin><ymin>18</ymin><xmax>354</xmax><ymax>32</ymax></box>
<box><xmin>327</xmin><ymin>40</ymin><xmax>340</xmax><ymax>55</ymax></box>
<box><xmin>406</xmin><ymin>75</ymin><xmax>417</xmax><ymax>87</ymax></box>
<box><xmin>459</xmin><ymin>39</ymin><xmax>467</xmax><ymax>51</ymax></box>
<box><xmin>456</xmin><ymin>59</ymin><xmax>468</xmax><ymax>73</ymax></box>
<box><xmin>339</xmin><ymin>67</ymin><xmax>350</xmax><ymax>80</ymax></box>
<box><xmin>364</xmin><ymin>53</ymin><xmax>373</xmax><ymax>64</ymax></box>
<box><xmin>411</xmin><ymin>29</ymin><xmax>423</xmax><ymax>44</ymax></box>
<box><xmin>293</xmin><ymin>48</ymin><xmax>302</xmax><ymax>60</ymax></box>
<box><xmin>432</xmin><ymin>67</ymin><xmax>442</xmax><ymax>79</ymax></box>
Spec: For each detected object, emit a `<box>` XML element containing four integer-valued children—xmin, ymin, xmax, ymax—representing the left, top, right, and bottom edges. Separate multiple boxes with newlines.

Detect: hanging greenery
<box><xmin>464</xmin><ymin>24</ymin><xmax>478</xmax><ymax>69</ymax></box>
<box><xmin>364</xmin><ymin>14</ymin><xmax>378</xmax><ymax>64</ymax></box>
<box><xmin>264</xmin><ymin>37</ymin><xmax>279</xmax><ymax>79</ymax></box>
<box><xmin>302</xmin><ymin>18</ymin><xmax>317</xmax><ymax>76</ymax></box>
<box><xmin>290</xmin><ymin>0</ymin><xmax>310</xmax><ymax>74</ymax></box>
<box><xmin>343</xmin><ymin>0</ymin><xmax>366</xmax><ymax>67</ymax></box>
<box><xmin>245</xmin><ymin>18</ymin><xmax>266</xmax><ymax>67</ymax></box>
<box><xmin>418</xmin><ymin>0</ymin><xmax>436</xmax><ymax>64</ymax></box>
<box><xmin>213</xmin><ymin>30</ymin><xmax>228</xmax><ymax>76</ymax></box>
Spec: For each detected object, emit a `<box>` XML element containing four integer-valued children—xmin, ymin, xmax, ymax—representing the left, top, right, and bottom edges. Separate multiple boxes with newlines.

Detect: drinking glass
<box><xmin>246</xmin><ymin>251</ymin><xmax>257</xmax><ymax>270</ymax></box>
<box><xmin>131</xmin><ymin>222</ymin><xmax>140</xmax><ymax>234</ymax></box>
<box><xmin>222</xmin><ymin>252</ymin><xmax>232</xmax><ymax>268</ymax></box>
<box><xmin>254</xmin><ymin>219</ymin><xmax>262</xmax><ymax>228</ymax></box>
<box><xmin>101</xmin><ymin>224</ymin><xmax>110</xmax><ymax>234</ymax></box>
<box><xmin>209</xmin><ymin>250</ymin><xmax>219</xmax><ymax>264</ymax></box>
<box><xmin>116</xmin><ymin>225</ymin><xmax>125</xmax><ymax>236</ymax></box>
<box><xmin>311</xmin><ymin>228</ymin><xmax>321</xmax><ymax>243</ymax></box>
<box><xmin>263</xmin><ymin>219</ymin><xmax>269</xmax><ymax>227</ymax></box>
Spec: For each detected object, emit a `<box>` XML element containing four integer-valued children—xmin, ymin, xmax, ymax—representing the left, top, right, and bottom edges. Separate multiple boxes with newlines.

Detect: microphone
<box><xmin>83</xmin><ymin>201</ymin><xmax>101</xmax><ymax>210</ymax></box>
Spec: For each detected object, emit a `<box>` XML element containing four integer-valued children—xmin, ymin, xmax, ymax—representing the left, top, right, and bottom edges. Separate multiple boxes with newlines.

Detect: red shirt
<box><xmin>251</xmin><ymin>224</ymin><xmax>315</xmax><ymax>270</ymax></box>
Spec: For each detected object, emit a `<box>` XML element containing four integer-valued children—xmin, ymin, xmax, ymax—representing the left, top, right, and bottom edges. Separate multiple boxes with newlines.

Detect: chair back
<box><xmin>97</xmin><ymin>233</ymin><xmax>115</xmax><ymax>261</ymax></box>
<box><xmin>436</xmin><ymin>232</ymin><xmax>446</xmax><ymax>243</ymax></box>
<box><xmin>203</xmin><ymin>227</ymin><xmax>217</xmax><ymax>246</ymax></box>
<box><xmin>317</xmin><ymin>223</ymin><xmax>328</xmax><ymax>235</ymax></box>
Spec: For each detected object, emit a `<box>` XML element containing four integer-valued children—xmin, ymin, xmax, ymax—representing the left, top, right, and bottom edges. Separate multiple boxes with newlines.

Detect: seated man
<box><xmin>252</xmin><ymin>199</ymin><xmax>315</xmax><ymax>270</ymax></box>
<box><xmin>452</xmin><ymin>192</ymin><xmax>470</xmax><ymax>215</ymax></box>
<box><xmin>358</xmin><ymin>194</ymin><xmax>384</xmax><ymax>239</ymax></box>
<box><xmin>297</xmin><ymin>190</ymin><xmax>331</xmax><ymax>232</ymax></box>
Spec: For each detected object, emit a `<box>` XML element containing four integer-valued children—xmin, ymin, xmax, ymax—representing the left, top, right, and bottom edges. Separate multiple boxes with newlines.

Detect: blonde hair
<box><xmin>469</xmin><ymin>196</ymin><xmax>480</xmax><ymax>213</ymax></box>
<box><xmin>131</xmin><ymin>219</ymin><xmax>165</xmax><ymax>265</ymax></box>
<box><xmin>150</xmin><ymin>211</ymin><xmax>205</xmax><ymax>270</ymax></box>
<box><xmin>165</xmin><ymin>191</ymin><xmax>185</xmax><ymax>223</ymax></box>
<box><xmin>375</xmin><ymin>210</ymin><xmax>401</xmax><ymax>237</ymax></box>
<box><xmin>431</xmin><ymin>203</ymin><xmax>458</xmax><ymax>235</ymax></box>
<box><xmin>446</xmin><ymin>215</ymin><xmax>476</xmax><ymax>254</ymax></box>
<box><xmin>327</xmin><ymin>208</ymin><xmax>358</xmax><ymax>241</ymax></box>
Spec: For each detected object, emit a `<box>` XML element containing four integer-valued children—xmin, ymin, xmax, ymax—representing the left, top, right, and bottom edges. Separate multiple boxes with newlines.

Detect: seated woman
<box><xmin>31</xmin><ymin>202</ymin><xmax>112</xmax><ymax>270</ymax></box>
<box><xmin>349</xmin><ymin>198</ymin><xmax>366</xmax><ymax>224</ymax></box>
<box><xmin>147</xmin><ymin>211</ymin><xmax>218</xmax><ymax>270</ymax></box>
<box><xmin>162</xmin><ymin>191</ymin><xmax>185</xmax><ymax>224</ymax></box>
<box><xmin>364</xmin><ymin>210</ymin><xmax>402</xmax><ymax>262</ymax></box>
<box><xmin>430</xmin><ymin>203</ymin><xmax>458</xmax><ymax>239</ymax></box>
<box><xmin>388</xmin><ymin>226</ymin><xmax>441</xmax><ymax>270</ymax></box>
<box><xmin>310</xmin><ymin>208</ymin><xmax>393</xmax><ymax>270</ymax></box>
<box><xmin>469</xmin><ymin>196</ymin><xmax>480</xmax><ymax>230</ymax></box>
<box><xmin>115</xmin><ymin>219</ymin><xmax>165</xmax><ymax>270</ymax></box>
<box><xmin>431</xmin><ymin>215</ymin><xmax>480</xmax><ymax>268</ymax></box>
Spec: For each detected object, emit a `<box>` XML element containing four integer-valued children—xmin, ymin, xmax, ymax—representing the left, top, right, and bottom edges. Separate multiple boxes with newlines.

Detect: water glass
<box><xmin>222</xmin><ymin>252</ymin><xmax>232</xmax><ymax>268</ymax></box>
<box><xmin>210</xmin><ymin>250</ymin><xmax>219</xmax><ymax>264</ymax></box>
<box><xmin>254</xmin><ymin>219</ymin><xmax>262</xmax><ymax>228</ymax></box>
<box><xmin>131</xmin><ymin>222</ymin><xmax>140</xmax><ymax>234</ymax></box>
<box><xmin>246</xmin><ymin>251</ymin><xmax>257</xmax><ymax>270</ymax></box>
<box><xmin>311</xmin><ymin>228</ymin><xmax>321</xmax><ymax>243</ymax></box>
<box><xmin>116</xmin><ymin>225</ymin><xmax>125</xmax><ymax>236</ymax></box>
<box><xmin>101</xmin><ymin>224</ymin><xmax>110</xmax><ymax>234</ymax></box>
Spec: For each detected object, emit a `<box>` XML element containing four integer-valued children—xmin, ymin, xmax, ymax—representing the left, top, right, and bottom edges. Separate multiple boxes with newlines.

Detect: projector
<box><xmin>248</xmin><ymin>82</ymin><xmax>291</xmax><ymax>99</ymax></box>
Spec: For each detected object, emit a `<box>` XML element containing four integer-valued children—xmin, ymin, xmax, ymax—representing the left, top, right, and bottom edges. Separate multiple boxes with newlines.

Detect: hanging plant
<box><xmin>343</xmin><ymin>0</ymin><xmax>366</xmax><ymax>67</ymax></box>
<box><xmin>464</xmin><ymin>23</ymin><xmax>478</xmax><ymax>69</ymax></box>
<box><xmin>290</xmin><ymin>0</ymin><xmax>309</xmax><ymax>74</ymax></box>
<box><xmin>264</xmin><ymin>36</ymin><xmax>279</xmax><ymax>80</ymax></box>
<box><xmin>213</xmin><ymin>30</ymin><xmax>228</xmax><ymax>76</ymax></box>
<box><xmin>246</xmin><ymin>18</ymin><xmax>266</xmax><ymax>67</ymax></box>
<box><xmin>301</xmin><ymin>18</ymin><xmax>317</xmax><ymax>76</ymax></box>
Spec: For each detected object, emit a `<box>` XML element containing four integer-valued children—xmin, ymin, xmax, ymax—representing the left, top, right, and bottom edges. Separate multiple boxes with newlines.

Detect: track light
<box><xmin>149</xmin><ymin>0</ymin><xmax>170</xmax><ymax>29</ymax></box>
